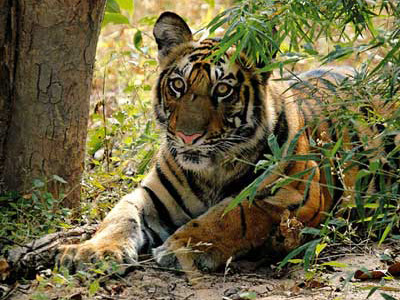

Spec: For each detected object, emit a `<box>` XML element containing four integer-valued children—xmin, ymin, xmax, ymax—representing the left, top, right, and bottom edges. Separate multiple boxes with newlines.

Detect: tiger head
<box><xmin>153</xmin><ymin>12</ymin><xmax>272</xmax><ymax>171</ymax></box>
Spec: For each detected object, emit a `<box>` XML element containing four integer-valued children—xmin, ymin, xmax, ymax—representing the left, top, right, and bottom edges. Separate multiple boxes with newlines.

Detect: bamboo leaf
<box><xmin>315</xmin><ymin>243</ymin><xmax>327</xmax><ymax>256</ymax></box>
<box><xmin>268</xmin><ymin>134</ymin><xmax>282</xmax><ymax>159</ymax></box>
<box><xmin>271</xmin><ymin>167</ymin><xmax>314</xmax><ymax>193</ymax></box>
<box><xmin>378</xmin><ymin>223</ymin><xmax>392</xmax><ymax>246</ymax></box>
<box><xmin>278</xmin><ymin>239</ymin><xmax>321</xmax><ymax>269</ymax></box>
<box><xmin>322</xmin><ymin>261</ymin><xmax>349</xmax><ymax>268</ymax></box>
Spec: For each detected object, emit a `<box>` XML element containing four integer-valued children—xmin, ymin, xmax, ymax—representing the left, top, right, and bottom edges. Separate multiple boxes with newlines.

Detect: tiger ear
<box><xmin>153</xmin><ymin>12</ymin><xmax>193</xmax><ymax>64</ymax></box>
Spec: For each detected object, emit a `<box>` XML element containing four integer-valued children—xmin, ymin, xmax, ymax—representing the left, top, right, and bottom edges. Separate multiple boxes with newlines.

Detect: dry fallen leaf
<box><xmin>0</xmin><ymin>259</ymin><xmax>10</xmax><ymax>281</ymax></box>
<box><xmin>388</xmin><ymin>262</ymin><xmax>400</xmax><ymax>276</ymax></box>
<box><xmin>355</xmin><ymin>262</ymin><xmax>400</xmax><ymax>280</ymax></box>
<box><xmin>354</xmin><ymin>269</ymin><xmax>386</xmax><ymax>280</ymax></box>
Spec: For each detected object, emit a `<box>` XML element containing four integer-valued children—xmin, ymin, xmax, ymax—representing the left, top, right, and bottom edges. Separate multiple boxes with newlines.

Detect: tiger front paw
<box><xmin>58</xmin><ymin>239</ymin><xmax>138</xmax><ymax>271</ymax></box>
<box><xmin>153</xmin><ymin>235</ymin><xmax>224</xmax><ymax>274</ymax></box>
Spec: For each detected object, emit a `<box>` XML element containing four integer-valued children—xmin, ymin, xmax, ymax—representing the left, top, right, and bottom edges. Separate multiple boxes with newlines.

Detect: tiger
<box><xmin>59</xmin><ymin>11</ymin><xmax>399</xmax><ymax>276</ymax></box>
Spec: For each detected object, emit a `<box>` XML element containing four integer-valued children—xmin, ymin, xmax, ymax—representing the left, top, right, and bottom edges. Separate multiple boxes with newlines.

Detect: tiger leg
<box><xmin>58</xmin><ymin>188</ymin><xmax>150</xmax><ymax>269</ymax></box>
<box><xmin>154</xmin><ymin>164</ymin><xmax>326</xmax><ymax>275</ymax></box>
<box><xmin>153</xmin><ymin>195</ymin><xmax>293</xmax><ymax>275</ymax></box>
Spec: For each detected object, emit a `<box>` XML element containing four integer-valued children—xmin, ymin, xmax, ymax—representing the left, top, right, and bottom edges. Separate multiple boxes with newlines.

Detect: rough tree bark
<box><xmin>0</xmin><ymin>0</ymin><xmax>106</xmax><ymax>207</ymax></box>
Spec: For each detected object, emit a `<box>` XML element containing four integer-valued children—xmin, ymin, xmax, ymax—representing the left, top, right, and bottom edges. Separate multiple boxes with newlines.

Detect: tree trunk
<box><xmin>0</xmin><ymin>0</ymin><xmax>106</xmax><ymax>207</ymax></box>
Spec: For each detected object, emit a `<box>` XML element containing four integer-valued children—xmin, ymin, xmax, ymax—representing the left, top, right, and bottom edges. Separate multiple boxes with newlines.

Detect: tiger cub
<box><xmin>59</xmin><ymin>11</ymin><xmax>398</xmax><ymax>275</ymax></box>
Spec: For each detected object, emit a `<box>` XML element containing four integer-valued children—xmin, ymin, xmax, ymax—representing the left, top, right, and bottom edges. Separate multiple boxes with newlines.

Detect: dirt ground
<box><xmin>2</xmin><ymin>242</ymin><xmax>400</xmax><ymax>300</ymax></box>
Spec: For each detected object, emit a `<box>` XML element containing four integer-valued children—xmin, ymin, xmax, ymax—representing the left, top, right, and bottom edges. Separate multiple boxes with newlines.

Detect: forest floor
<box><xmin>3</xmin><ymin>242</ymin><xmax>400</xmax><ymax>300</ymax></box>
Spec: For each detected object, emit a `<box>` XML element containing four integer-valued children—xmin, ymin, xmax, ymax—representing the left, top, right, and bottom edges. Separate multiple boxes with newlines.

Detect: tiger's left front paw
<box><xmin>152</xmin><ymin>243</ymin><xmax>180</xmax><ymax>269</ymax></box>
<box><xmin>152</xmin><ymin>236</ymin><xmax>224</xmax><ymax>274</ymax></box>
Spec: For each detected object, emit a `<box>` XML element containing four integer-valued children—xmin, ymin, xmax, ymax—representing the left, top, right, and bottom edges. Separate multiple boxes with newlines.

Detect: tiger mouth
<box><xmin>177</xmin><ymin>150</ymin><xmax>209</xmax><ymax>164</ymax></box>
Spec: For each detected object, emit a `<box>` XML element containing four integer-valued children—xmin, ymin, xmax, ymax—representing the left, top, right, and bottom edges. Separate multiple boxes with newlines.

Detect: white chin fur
<box><xmin>176</xmin><ymin>155</ymin><xmax>212</xmax><ymax>171</ymax></box>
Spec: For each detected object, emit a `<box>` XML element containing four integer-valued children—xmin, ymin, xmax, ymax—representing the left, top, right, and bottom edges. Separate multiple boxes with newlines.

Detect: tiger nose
<box><xmin>176</xmin><ymin>131</ymin><xmax>203</xmax><ymax>144</ymax></box>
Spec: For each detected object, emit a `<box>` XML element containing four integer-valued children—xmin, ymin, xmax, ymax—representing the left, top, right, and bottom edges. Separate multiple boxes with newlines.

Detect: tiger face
<box><xmin>153</xmin><ymin>14</ymin><xmax>268</xmax><ymax>171</ymax></box>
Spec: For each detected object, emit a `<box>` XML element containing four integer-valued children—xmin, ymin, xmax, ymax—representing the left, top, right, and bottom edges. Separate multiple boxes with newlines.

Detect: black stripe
<box><xmin>252</xmin><ymin>201</ymin><xmax>269</xmax><ymax>213</ymax></box>
<box><xmin>221</xmin><ymin>141</ymin><xmax>271</xmax><ymax>198</ymax></box>
<box><xmin>184</xmin><ymin>170</ymin><xmax>206</xmax><ymax>205</ymax></box>
<box><xmin>155</xmin><ymin>69</ymin><xmax>173</xmax><ymax>124</ymax></box>
<box><xmin>200</xmin><ymin>39</ymin><xmax>219</xmax><ymax>46</ymax></box>
<box><xmin>195</xmin><ymin>45</ymin><xmax>214</xmax><ymax>51</ymax></box>
<box><xmin>222</xmin><ymin>73</ymin><xmax>236</xmax><ymax>81</ymax></box>
<box><xmin>142</xmin><ymin>186</ymin><xmax>177</xmax><ymax>233</ymax></box>
<box><xmin>165</xmin><ymin>158</ymin><xmax>184</xmax><ymax>185</ymax></box>
<box><xmin>141</xmin><ymin>214</ymin><xmax>163</xmax><ymax>251</ymax></box>
<box><xmin>236</xmin><ymin>125</ymin><xmax>257</xmax><ymax>139</ymax></box>
<box><xmin>251</xmin><ymin>78</ymin><xmax>263</xmax><ymax>123</ymax></box>
<box><xmin>327</xmin><ymin>119</ymin><xmax>336</xmax><ymax>140</ymax></box>
<box><xmin>299</xmin><ymin>168</ymin><xmax>316</xmax><ymax>206</ymax></box>
<box><xmin>236</xmin><ymin>70</ymin><xmax>245</xmax><ymax>83</ymax></box>
<box><xmin>273</xmin><ymin>111</ymin><xmax>289</xmax><ymax>147</ymax></box>
<box><xmin>239</xmin><ymin>204</ymin><xmax>247</xmax><ymax>238</ymax></box>
<box><xmin>156</xmin><ymin>164</ymin><xmax>194</xmax><ymax>218</ymax></box>
<box><xmin>203</xmin><ymin>63</ymin><xmax>211</xmax><ymax>80</ymax></box>
<box><xmin>288</xmin><ymin>203</ymin><xmax>301</xmax><ymax>211</ymax></box>
<box><xmin>240</xmin><ymin>85</ymin><xmax>250</xmax><ymax>123</ymax></box>
<box><xmin>189</xmin><ymin>53</ymin><xmax>207</xmax><ymax>62</ymax></box>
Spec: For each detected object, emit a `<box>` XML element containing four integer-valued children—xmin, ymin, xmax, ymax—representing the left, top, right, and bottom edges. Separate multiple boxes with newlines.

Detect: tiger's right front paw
<box><xmin>57</xmin><ymin>239</ymin><xmax>138</xmax><ymax>271</ymax></box>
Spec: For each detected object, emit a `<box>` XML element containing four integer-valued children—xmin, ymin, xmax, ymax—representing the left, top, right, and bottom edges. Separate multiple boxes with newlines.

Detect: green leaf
<box><xmin>224</xmin><ymin>163</ymin><xmax>278</xmax><ymax>215</ymax></box>
<box><xmin>322</xmin><ymin>45</ymin><xmax>354</xmax><ymax>64</ymax></box>
<box><xmin>302</xmin><ymin>167</ymin><xmax>317</xmax><ymax>204</ymax></box>
<box><xmin>321</xmin><ymin>261</ymin><xmax>348</xmax><ymax>268</ymax></box>
<box><xmin>238</xmin><ymin>292</ymin><xmax>257</xmax><ymax>300</ymax></box>
<box><xmin>322</xmin><ymin>164</ymin><xmax>334</xmax><ymax>198</ymax></box>
<box><xmin>102</xmin><ymin>12</ymin><xmax>129</xmax><ymax>27</ymax></box>
<box><xmin>89</xmin><ymin>280</ymin><xmax>100</xmax><ymax>296</ymax></box>
<box><xmin>366</xmin><ymin>286</ymin><xmax>380</xmax><ymax>298</ymax></box>
<box><xmin>369</xmin><ymin>159</ymin><xmax>380</xmax><ymax>173</ymax></box>
<box><xmin>302</xmin><ymin>43</ymin><xmax>318</xmax><ymax>55</ymax></box>
<box><xmin>271</xmin><ymin>167</ymin><xmax>314</xmax><ymax>193</ymax></box>
<box><xmin>138</xmin><ymin>15</ymin><xmax>158</xmax><ymax>26</ymax></box>
<box><xmin>105</xmin><ymin>0</ymin><xmax>120</xmax><ymax>13</ymax></box>
<box><xmin>301</xmin><ymin>227</ymin><xmax>321</xmax><ymax>236</ymax></box>
<box><xmin>116</xmin><ymin>0</ymin><xmax>134</xmax><ymax>15</ymax></box>
<box><xmin>304</xmin><ymin>239</ymin><xmax>320</xmax><ymax>270</ymax></box>
<box><xmin>52</xmin><ymin>175</ymin><xmax>67</xmax><ymax>184</ymax></box>
<box><xmin>33</xmin><ymin>179</ymin><xmax>45</xmax><ymax>188</ymax></box>
<box><xmin>370</xmin><ymin>39</ymin><xmax>400</xmax><ymax>76</ymax></box>
<box><xmin>268</xmin><ymin>134</ymin><xmax>282</xmax><ymax>158</ymax></box>
<box><xmin>133</xmin><ymin>30</ymin><xmax>143</xmax><ymax>52</ymax></box>
<box><xmin>287</xmin><ymin>154</ymin><xmax>321</xmax><ymax>161</ymax></box>
<box><xmin>380</xmin><ymin>293</ymin><xmax>398</xmax><ymax>300</ymax></box>
<box><xmin>202</xmin><ymin>0</ymin><xmax>215</xmax><ymax>8</ymax></box>
<box><xmin>278</xmin><ymin>238</ymin><xmax>321</xmax><ymax>269</ymax></box>
<box><xmin>288</xmin><ymin>259</ymin><xmax>303</xmax><ymax>264</ymax></box>
<box><xmin>355</xmin><ymin>169</ymin><xmax>370</xmax><ymax>182</ymax></box>
<box><xmin>286</xmin><ymin>128</ymin><xmax>306</xmax><ymax>157</ymax></box>
<box><xmin>315</xmin><ymin>243</ymin><xmax>327</xmax><ymax>256</ymax></box>
<box><xmin>378</xmin><ymin>223</ymin><xmax>392</xmax><ymax>246</ymax></box>
<box><xmin>259</xmin><ymin>58</ymin><xmax>301</xmax><ymax>73</ymax></box>
<box><xmin>329</xmin><ymin>136</ymin><xmax>342</xmax><ymax>158</ymax></box>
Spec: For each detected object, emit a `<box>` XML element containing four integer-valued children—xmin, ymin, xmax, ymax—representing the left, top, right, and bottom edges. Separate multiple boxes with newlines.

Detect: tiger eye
<box><xmin>217</xmin><ymin>84</ymin><xmax>228</xmax><ymax>94</ymax></box>
<box><xmin>172</xmin><ymin>78</ymin><xmax>184</xmax><ymax>90</ymax></box>
<box><xmin>215</xmin><ymin>83</ymin><xmax>232</xmax><ymax>97</ymax></box>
